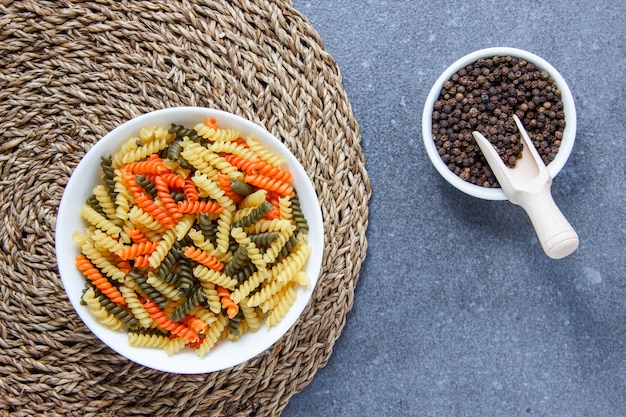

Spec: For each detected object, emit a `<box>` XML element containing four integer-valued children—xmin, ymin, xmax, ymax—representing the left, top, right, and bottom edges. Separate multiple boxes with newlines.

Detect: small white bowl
<box><xmin>55</xmin><ymin>107</ymin><xmax>324</xmax><ymax>374</ymax></box>
<box><xmin>422</xmin><ymin>47</ymin><xmax>577</xmax><ymax>200</ymax></box>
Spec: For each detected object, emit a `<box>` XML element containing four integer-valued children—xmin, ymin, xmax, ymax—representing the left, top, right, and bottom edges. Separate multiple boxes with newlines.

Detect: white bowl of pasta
<box><xmin>55</xmin><ymin>107</ymin><xmax>323</xmax><ymax>374</ymax></box>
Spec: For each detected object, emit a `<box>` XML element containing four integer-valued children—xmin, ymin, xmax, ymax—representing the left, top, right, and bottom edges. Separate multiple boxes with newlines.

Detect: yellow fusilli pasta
<box><xmin>263</xmin><ymin>283</ymin><xmax>297</xmax><ymax>327</ymax></box>
<box><xmin>196</xmin><ymin>314</ymin><xmax>229</xmax><ymax>358</ymax></box>
<box><xmin>193</xmin><ymin>264</ymin><xmax>239</xmax><ymax>290</ymax></box>
<box><xmin>83</xmin><ymin>287</ymin><xmax>124</xmax><ymax>331</ymax></box>
<box><xmin>194</xmin><ymin>123</ymin><xmax>240</xmax><ymax>142</ymax></box>
<box><xmin>247</xmin><ymin>135</ymin><xmax>285</xmax><ymax>167</ymax></box>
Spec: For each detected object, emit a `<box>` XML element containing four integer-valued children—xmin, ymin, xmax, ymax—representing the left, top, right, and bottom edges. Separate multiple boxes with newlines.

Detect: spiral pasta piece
<box><xmin>184</xmin><ymin>246</ymin><xmax>224</xmax><ymax>271</ymax></box>
<box><xmin>217</xmin><ymin>174</ymin><xmax>244</xmax><ymax>204</ymax></box>
<box><xmin>170</xmin><ymin>286</ymin><xmax>205</xmax><ymax>323</ymax></box>
<box><xmin>80</xmin><ymin>204</ymin><xmax>123</xmax><ymax>238</ymax></box>
<box><xmin>193</xmin><ymin>123</ymin><xmax>240</xmax><ymax>142</ymax></box>
<box><xmin>154</xmin><ymin>174</ymin><xmax>182</xmax><ymax>221</ymax></box>
<box><xmin>92</xmin><ymin>184</ymin><xmax>118</xmax><ymax>222</ymax></box>
<box><xmin>211</xmin><ymin>140</ymin><xmax>258</xmax><ymax>160</ymax></box>
<box><xmin>278</xmin><ymin>196</ymin><xmax>293</xmax><ymax>222</ymax></box>
<box><xmin>222</xmin><ymin>153</ymin><xmax>258</xmax><ymax>174</ymax></box>
<box><xmin>230</xmin><ymin>268</ymin><xmax>269</xmax><ymax>305</ymax></box>
<box><xmin>251</xmin><ymin>159</ymin><xmax>293</xmax><ymax>182</ymax></box>
<box><xmin>142</xmin><ymin>298</ymin><xmax>199</xmax><ymax>343</ymax></box>
<box><xmin>76</xmin><ymin>254</ymin><xmax>126</xmax><ymax>306</ymax></box>
<box><xmin>169</xmin><ymin>124</ymin><xmax>203</xmax><ymax>142</ymax></box>
<box><xmin>201</xmin><ymin>282</ymin><xmax>223</xmax><ymax>314</ymax></box>
<box><xmin>82</xmin><ymin>287</ymin><xmax>124</xmax><ymax>331</ymax></box>
<box><xmin>173</xmin><ymin>213</ymin><xmax>195</xmax><ymax>240</ymax></box>
<box><xmin>180</xmin><ymin>138</ymin><xmax>220</xmax><ymax>180</ymax></box>
<box><xmin>270</xmin><ymin>240</ymin><xmax>312</xmax><ymax>284</ymax></box>
<box><xmin>113</xmin><ymin>169</ymin><xmax>132</xmax><ymax>222</ymax></box>
<box><xmin>111</xmin><ymin>136</ymin><xmax>140</xmax><ymax>168</ymax></box>
<box><xmin>240</xmin><ymin>299</ymin><xmax>263</xmax><ymax>331</ymax></box>
<box><xmin>128</xmin><ymin>206</ymin><xmax>167</xmax><ymax>233</ymax></box>
<box><xmin>204</xmin><ymin>117</ymin><xmax>219</xmax><ymax>129</ymax></box>
<box><xmin>146</xmin><ymin>272</ymin><xmax>182</xmax><ymax>302</ymax></box>
<box><xmin>183</xmin><ymin>178</ymin><xmax>199</xmax><ymax>202</ymax></box>
<box><xmin>293</xmin><ymin>271</ymin><xmax>311</xmax><ymax>287</ymax></box>
<box><xmin>290</xmin><ymin>194</ymin><xmax>309</xmax><ymax>232</ymax></box>
<box><xmin>230</xmin><ymin>178</ymin><xmax>254</xmax><ymax>197</ymax></box>
<box><xmin>232</xmin><ymin>201</ymin><xmax>273</xmax><ymax>229</ymax></box>
<box><xmin>189</xmin><ymin>305</ymin><xmax>218</xmax><ymax>327</ymax></box>
<box><xmin>196</xmin><ymin>314</ymin><xmax>229</xmax><ymax>358</ymax></box>
<box><xmin>182</xmin><ymin>314</ymin><xmax>208</xmax><ymax>335</ymax></box>
<box><xmin>245</xmin><ymin>218</ymin><xmax>293</xmax><ymax>234</ymax></box>
<box><xmin>191</xmin><ymin>172</ymin><xmax>235</xmax><ymax>210</ymax></box>
<box><xmin>216</xmin><ymin>285</ymin><xmax>239</xmax><ymax>318</ymax></box>
<box><xmin>176</xmin><ymin>258</ymin><xmax>195</xmax><ymax>291</ymax></box>
<box><xmin>244</xmin><ymin>173</ymin><xmax>294</xmax><ymax>197</ymax></box>
<box><xmin>228</xmin><ymin>319</ymin><xmax>247</xmax><ymax>341</ymax></box>
<box><xmin>166</xmin><ymin>138</ymin><xmax>193</xmax><ymax>170</ymax></box>
<box><xmin>165</xmin><ymin>337</ymin><xmax>188</xmax><ymax>356</ymax></box>
<box><xmin>148</xmin><ymin>228</ymin><xmax>177</xmax><ymax>268</ymax></box>
<box><xmin>119</xmin><ymin>135</ymin><xmax>170</xmax><ymax>165</ymax></box>
<box><xmin>119</xmin><ymin>285</ymin><xmax>153</xmax><ymax>328</ymax></box>
<box><xmin>264</xmin><ymin>283</ymin><xmax>297</xmax><ymax>327</ymax></box>
<box><xmin>127</xmin><ymin>228</ymin><xmax>149</xmax><ymax>244</ymax></box>
<box><xmin>127</xmin><ymin>332</ymin><xmax>170</xmax><ymax>349</ymax></box>
<box><xmin>139</xmin><ymin>125</ymin><xmax>171</xmax><ymax>143</ymax></box>
<box><xmin>193</xmin><ymin>264</ymin><xmax>239</xmax><ymax>290</ymax></box>
<box><xmin>247</xmin><ymin>135</ymin><xmax>285</xmax><ymax>167</ymax></box>
<box><xmin>177</xmin><ymin>200</ymin><xmax>223</xmax><ymax>214</ymax></box>
<box><xmin>124</xmin><ymin>154</ymin><xmax>170</xmax><ymax>175</ymax></box>
<box><xmin>100</xmin><ymin>155</ymin><xmax>118</xmax><ymax>201</ymax></box>
<box><xmin>74</xmin><ymin>232</ymin><xmax>126</xmax><ymax>283</ymax></box>
<box><xmin>239</xmin><ymin>189</ymin><xmax>268</xmax><ymax>209</ymax></box>
<box><xmin>262</xmin><ymin>224</ymin><xmax>296</xmax><ymax>265</ymax></box>
<box><xmin>231</xmin><ymin>227</ymin><xmax>266</xmax><ymax>270</ymax></box>
<box><xmin>116</xmin><ymin>241</ymin><xmax>159</xmax><ymax>261</ymax></box>
<box><xmin>194</xmin><ymin>213</ymin><xmax>218</xmax><ymax>241</ymax></box>
<box><xmin>214</xmin><ymin>209</ymin><xmax>232</xmax><ymax>254</ymax></box>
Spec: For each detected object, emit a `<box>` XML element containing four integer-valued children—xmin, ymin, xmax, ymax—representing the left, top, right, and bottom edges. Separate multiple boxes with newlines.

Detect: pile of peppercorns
<box><xmin>431</xmin><ymin>55</ymin><xmax>565</xmax><ymax>188</ymax></box>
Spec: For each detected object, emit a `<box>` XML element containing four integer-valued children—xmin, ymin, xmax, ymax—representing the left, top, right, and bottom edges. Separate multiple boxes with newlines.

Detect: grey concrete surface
<box><xmin>284</xmin><ymin>1</ymin><xmax>625</xmax><ymax>416</ymax></box>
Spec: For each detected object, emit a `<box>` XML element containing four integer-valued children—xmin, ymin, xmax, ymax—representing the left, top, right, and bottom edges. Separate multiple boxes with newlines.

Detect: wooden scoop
<box><xmin>472</xmin><ymin>115</ymin><xmax>579</xmax><ymax>259</ymax></box>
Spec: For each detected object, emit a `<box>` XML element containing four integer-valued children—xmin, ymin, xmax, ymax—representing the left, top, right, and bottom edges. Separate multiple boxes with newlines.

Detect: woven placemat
<box><xmin>0</xmin><ymin>1</ymin><xmax>370</xmax><ymax>415</ymax></box>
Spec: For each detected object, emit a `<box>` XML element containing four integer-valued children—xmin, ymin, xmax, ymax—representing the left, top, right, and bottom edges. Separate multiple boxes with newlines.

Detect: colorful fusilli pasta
<box><xmin>72</xmin><ymin>117</ymin><xmax>313</xmax><ymax>359</ymax></box>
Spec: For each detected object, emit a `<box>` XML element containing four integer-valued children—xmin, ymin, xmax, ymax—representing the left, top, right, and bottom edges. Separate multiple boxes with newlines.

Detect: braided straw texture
<box><xmin>0</xmin><ymin>1</ymin><xmax>370</xmax><ymax>416</ymax></box>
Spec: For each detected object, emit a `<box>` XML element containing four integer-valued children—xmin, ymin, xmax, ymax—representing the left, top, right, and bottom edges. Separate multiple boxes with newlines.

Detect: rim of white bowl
<box><xmin>422</xmin><ymin>47</ymin><xmax>577</xmax><ymax>200</ymax></box>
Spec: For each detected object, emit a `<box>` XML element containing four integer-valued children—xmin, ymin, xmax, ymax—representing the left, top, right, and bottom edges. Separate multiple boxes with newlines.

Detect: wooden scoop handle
<box><xmin>515</xmin><ymin>183</ymin><xmax>579</xmax><ymax>259</ymax></box>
